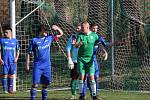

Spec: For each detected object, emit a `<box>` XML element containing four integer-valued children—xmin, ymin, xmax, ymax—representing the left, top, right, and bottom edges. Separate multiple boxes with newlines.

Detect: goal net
<box><xmin>0</xmin><ymin>0</ymin><xmax>150</xmax><ymax>93</ymax></box>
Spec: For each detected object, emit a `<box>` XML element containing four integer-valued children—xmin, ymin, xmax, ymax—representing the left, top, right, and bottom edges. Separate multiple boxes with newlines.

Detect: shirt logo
<box><xmin>45</xmin><ymin>40</ymin><xmax>49</xmax><ymax>42</ymax></box>
<box><xmin>37</xmin><ymin>42</ymin><xmax>41</xmax><ymax>44</ymax></box>
<box><xmin>38</xmin><ymin>44</ymin><xmax>49</xmax><ymax>50</ymax></box>
<box><xmin>90</xmin><ymin>36</ymin><xmax>93</xmax><ymax>39</ymax></box>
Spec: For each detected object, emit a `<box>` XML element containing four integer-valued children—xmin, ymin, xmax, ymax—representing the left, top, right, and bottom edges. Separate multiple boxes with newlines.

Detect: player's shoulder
<box><xmin>77</xmin><ymin>32</ymin><xmax>84</xmax><ymax>36</ymax></box>
<box><xmin>91</xmin><ymin>31</ymin><xmax>97</xmax><ymax>35</ymax></box>
<box><xmin>0</xmin><ymin>38</ymin><xmax>4</xmax><ymax>43</ymax></box>
<box><xmin>90</xmin><ymin>31</ymin><xmax>98</xmax><ymax>37</ymax></box>
<box><xmin>11</xmin><ymin>38</ymin><xmax>18</xmax><ymax>41</ymax></box>
<box><xmin>30</xmin><ymin>37</ymin><xmax>40</xmax><ymax>43</ymax></box>
<box><xmin>0</xmin><ymin>38</ymin><xmax>4</xmax><ymax>41</ymax></box>
<box><xmin>32</xmin><ymin>37</ymin><xmax>38</xmax><ymax>41</ymax></box>
<box><xmin>47</xmin><ymin>34</ymin><xmax>53</xmax><ymax>38</ymax></box>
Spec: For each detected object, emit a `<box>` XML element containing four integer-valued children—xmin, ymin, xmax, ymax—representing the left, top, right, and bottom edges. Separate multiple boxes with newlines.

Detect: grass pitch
<box><xmin>0</xmin><ymin>90</ymin><xmax>150</xmax><ymax>100</ymax></box>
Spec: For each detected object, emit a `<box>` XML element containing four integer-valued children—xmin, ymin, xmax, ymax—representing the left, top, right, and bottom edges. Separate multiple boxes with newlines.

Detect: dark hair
<box><xmin>38</xmin><ymin>25</ymin><xmax>48</xmax><ymax>32</ymax></box>
<box><xmin>3</xmin><ymin>26</ymin><xmax>12</xmax><ymax>32</ymax></box>
<box><xmin>90</xmin><ymin>22</ymin><xmax>98</xmax><ymax>27</ymax></box>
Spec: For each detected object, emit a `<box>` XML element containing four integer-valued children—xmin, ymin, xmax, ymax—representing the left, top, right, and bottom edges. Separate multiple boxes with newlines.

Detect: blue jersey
<box><xmin>0</xmin><ymin>38</ymin><xmax>20</xmax><ymax>64</ymax></box>
<box><xmin>66</xmin><ymin>34</ymin><xmax>78</xmax><ymax>63</ymax></box>
<box><xmin>93</xmin><ymin>36</ymin><xmax>108</xmax><ymax>60</ymax></box>
<box><xmin>28</xmin><ymin>35</ymin><xmax>54</xmax><ymax>68</ymax></box>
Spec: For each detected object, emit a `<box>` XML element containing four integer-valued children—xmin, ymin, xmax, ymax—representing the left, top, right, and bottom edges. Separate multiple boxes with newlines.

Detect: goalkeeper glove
<box><xmin>68</xmin><ymin>57</ymin><xmax>74</xmax><ymax>69</ymax></box>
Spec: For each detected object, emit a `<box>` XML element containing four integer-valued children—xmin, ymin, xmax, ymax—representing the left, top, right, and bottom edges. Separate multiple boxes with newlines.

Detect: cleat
<box><xmin>79</xmin><ymin>96</ymin><xmax>86</xmax><ymax>100</ymax></box>
<box><xmin>93</xmin><ymin>96</ymin><xmax>97</xmax><ymax>100</ymax></box>
<box><xmin>70</xmin><ymin>95</ymin><xmax>77</xmax><ymax>100</ymax></box>
<box><xmin>93</xmin><ymin>96</ymin><xmax>102</xmax><ymax>100</ymax></box>
<box><xmin>96</xmin><ymin>96</ymin><xmax>102</xmax><ymax>100</ymax></box>
<box><xmin>3</xmin><ymin>91</ymin><xmax>8</xmax><ymax>94</ymax></box>
<box><xmin>8</xmin><ymin>91</ymin><xmax>16</xmax><ymax>94</ymax></box>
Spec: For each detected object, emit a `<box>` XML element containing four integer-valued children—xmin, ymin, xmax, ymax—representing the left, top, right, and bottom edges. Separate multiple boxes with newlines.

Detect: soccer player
<box><xmin>83</xmin><ymin>23</ymin><xmax>108</xmax><ymax>99</ymax></box>
<box><xmin>0</xmin><ymin>26</ymin><xmax>20</xmax><ymax>93</ymax></box>
<box><xmin>75</xmin><ymin>22</ymin><xmax>101</xmax><ymax>100</ymax></box>
<box><xmin>26</xmin><ymin>25</ymin><xmax>63</xmax><ymax>100</ymax></box>
<box><xmin>66</xmin><ymin>24</ymin><xmax>81</xmax><ymax>99</ymax></box>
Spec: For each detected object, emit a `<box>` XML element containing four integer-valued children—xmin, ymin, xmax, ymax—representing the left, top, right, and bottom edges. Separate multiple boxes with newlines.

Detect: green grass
<box><xmin>0</xmin><ymin>90</ymin><xmax>150</xmax><ymax>100</ymax></box>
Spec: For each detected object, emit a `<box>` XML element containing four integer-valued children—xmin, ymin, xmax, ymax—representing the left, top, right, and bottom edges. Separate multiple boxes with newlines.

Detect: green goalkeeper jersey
<box><xmin>76</xmin><ymin>31</ymin><xmax>99</xmax><ymax>63</ymax></box>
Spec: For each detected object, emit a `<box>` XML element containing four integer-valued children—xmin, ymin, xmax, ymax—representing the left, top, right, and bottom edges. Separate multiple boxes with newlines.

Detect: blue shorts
<box><xmin>94</xmin><ymin>60</ymin><xmax>99</xmax><ymax>78</ymax></box>
<box><xmin>2</xmin><ymin>63</ymin><xmax>16</xmax><ymax>75</ymax></box>
<box><xmin>32</xmin><ymin>66</ymin><xmax>51</xmax><ymax>85</ymax></box>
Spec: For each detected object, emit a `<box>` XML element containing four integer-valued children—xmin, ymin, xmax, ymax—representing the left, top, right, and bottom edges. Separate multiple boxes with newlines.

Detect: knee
<box><xmin>42</xmin><ymin>84</ymin><xmax>48</xmax><ymax>89</ymax></box>
<box><xmin>95</xmin><ymin>76</ymin><xmax>99</xmax><ymax>81</ymax></box>
<box><xmin>8</xmin><ymin>74</ymin><xmax>15</xmax><ymax>78</ymax></box>
<box><xmin>32</xmin><ymin>84</ymin><xmax>38</xmax><ymax>89</ymax></box>
<box><xmin>2</xmin><ymin>75</ymin><xmax>7</xmax><ymax>78</ymax></box>
<box><xmin>89</xmin><ymin>75</ymin><xmax>95</xmax><ymax>81</ymax></box>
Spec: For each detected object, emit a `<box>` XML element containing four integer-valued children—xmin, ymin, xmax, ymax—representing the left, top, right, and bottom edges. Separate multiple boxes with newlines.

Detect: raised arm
<box><xmin>52</xmin><ymin>25</ymin><xmax>63</xmax><ymax>38</ymax></box>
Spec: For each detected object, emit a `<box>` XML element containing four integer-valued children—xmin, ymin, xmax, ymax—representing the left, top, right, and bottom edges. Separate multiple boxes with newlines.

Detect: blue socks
<box><xmin>95</xmin><ymin>78</ymin><xmax>99</xmax><ymax>94</ymax></box>
<box><xmin>2</xmin><ymin>78</ymin><xmax>7</xmax><ymax>92</ymax></box>
<box><xmin>30</xmin><ymin>86</ymin><xmax>48</xmax><ymax>100</ymax></box>
<box><xmin>30</xmin><ymin>88</ymin><xmax>37</xmax><ymax>100</ymax></box>
<box><xmin>83</xmin><ymin>80</ymin><xmax>87</xmax><ymax>96</ymax></box>
<box><xmin>8</xmin><ymin>78</ymin><xmax>13</xmax><ymax>92</ymax></box>
<box><xmin>42</xmin><ymin>89</ymin><xmax>48</xmax><ymax>100</ymax></box>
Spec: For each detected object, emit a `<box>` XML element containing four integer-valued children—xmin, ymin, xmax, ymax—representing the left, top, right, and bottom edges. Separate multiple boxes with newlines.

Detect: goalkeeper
<box><xmin>75</xmin><ymin>22</ymin><xmax>102</xmax><ymax>100</ymax></box>
<box><xmin>66</xmin><ymin>24</ymin><xmax>81</xmax><ymax>99</ymax></box>
<box><xmin>26</xmin><ymin>25</ymin><xmax>63</xmax><ymax>100</ymax></box>
<box><xmin>83</xmin><ymin>23</ymin><xmax>108</xmax><ymax>99</ymax></box>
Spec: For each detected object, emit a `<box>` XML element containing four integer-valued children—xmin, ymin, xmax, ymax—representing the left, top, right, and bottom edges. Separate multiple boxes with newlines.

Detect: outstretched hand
<box><xmin>52</xmin><ymin>25</ymin><xmax>60</xmax><ymax>31</ymax></box>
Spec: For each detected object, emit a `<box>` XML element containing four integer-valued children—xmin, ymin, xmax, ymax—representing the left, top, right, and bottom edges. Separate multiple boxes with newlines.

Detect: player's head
<box><xmin>81</xmin><ymin>22</ymin><xmax>90</xmax><ymax>34</ymax></box>
<box><xmin>90</xmin><ymin>23</ymin><xmax>98</xmax><ymax>33</ymax></box>
<box><xmin>3</xmin><ymin>26</ymin><xmax>12</xmax><ymax>38</ymax></box>
<box><xmin>38</xmin><ymin>25</ymin><xmax>48</xmax><ymax>36</ymax></box>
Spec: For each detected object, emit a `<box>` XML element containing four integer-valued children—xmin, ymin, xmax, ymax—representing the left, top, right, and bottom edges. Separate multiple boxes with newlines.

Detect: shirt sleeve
<box><xmin>16</xmin><ymin>39</ymin><xmax>20</xmax><ymax>51</ymax></box>
<box><xmin>76</xmin><ymin>34</ymin><xmax>81</xmax><ymax>44</ymax></box>
<box><xmin>99</xmin><ymin>36</ymin><xmax>109</xmax><ymax>47</ymax></box>
<box><xmin>95</xmin><ymin>34</ymin><xmax>99</xmax><ymax>44</ymax></box>
<box><xmin>48</xmin><ymin>34</ymin><xmax>56</xmax><ymax>42</ymax></box>
<box><xmin>27</xmin><ymin>39</ymin><xmax>33</xmax><ymax>54</ymax></box>
<box><xmin>66</xmin><ymin>36</ymin><xmax>72</xmax><ymax>52</ymax></box>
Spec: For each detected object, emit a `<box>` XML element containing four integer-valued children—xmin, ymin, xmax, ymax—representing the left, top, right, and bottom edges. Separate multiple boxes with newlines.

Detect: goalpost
<box><xmin>10</xmin><ymin>0</ymin><xmax>16</xmax><ymax>92</ymax></box>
